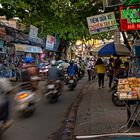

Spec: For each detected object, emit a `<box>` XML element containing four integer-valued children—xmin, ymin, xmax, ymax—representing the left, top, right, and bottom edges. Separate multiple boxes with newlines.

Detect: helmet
<box><xmin>70</xmin><ymin>60</ymin><xmax>74</xmax><ymax>66</ymax></box>
<box><xmin>23</xmin><ymin>57</ymin><xmax>34</xmax><ymax>64</ymax></box>
<box><xmin>51</xmin><ymin>60</ymin><xmax>56</xmax><ymax>66</ymax></box>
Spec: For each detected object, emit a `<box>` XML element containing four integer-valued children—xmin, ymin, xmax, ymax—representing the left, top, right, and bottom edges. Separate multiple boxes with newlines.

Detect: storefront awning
<box><xmin>14</xmin><ymin>44</ymin><xmax>43</xmax><ymax>53</ymax></box>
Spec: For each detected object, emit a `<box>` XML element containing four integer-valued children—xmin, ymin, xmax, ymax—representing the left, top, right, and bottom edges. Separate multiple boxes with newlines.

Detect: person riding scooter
<box><xmin>47</xmin><ymin>60</ymin><xmax>64</xmax><ymax>94</ymax></box>
<box><xmin>0</xmin><ymin>78</ymin><xmax>13</xmax><ymax>132</ymax></box>
<box><xmin>67</xmin><ymin>61</ymin><xmax>77</xmax><ymax>77</ymax></box>
<box><xmin>20</xmin><ymin>57</ymin><xmax>40</xmax><ymax>100</ymax></box>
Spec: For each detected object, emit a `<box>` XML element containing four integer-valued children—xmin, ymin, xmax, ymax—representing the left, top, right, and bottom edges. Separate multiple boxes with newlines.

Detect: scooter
<box><xmin>39</xmin><ymin>63</ymin><xmax>50</xmax><ymax>79</ymax></box>
<box><xmin>45</xmin><ymin>81</ymin><xmax>62</xmax><ymax>103</ymax></box>
<box><xmin>67</xmin><ymin>75</ymin><xmax>77</xmax><ymax>90</ymax></box>
<box><xmin>15</xmin><ymin>82</ymin><xmax>36</xmax><ymax>117</ymax></box>
<box><xmin>64</xmin><ymin>72</ymin><xmax>69</xmax><ymax>85</ymax></box>
<box><xmin>0</xmin><ymin>95</ymin><xmax>11</xmax><ymax>135</ymax></box>
<box><xmin>111</xmin><ymin>77</ymin><xmax>125</xmax><ymax>107</ymax></box>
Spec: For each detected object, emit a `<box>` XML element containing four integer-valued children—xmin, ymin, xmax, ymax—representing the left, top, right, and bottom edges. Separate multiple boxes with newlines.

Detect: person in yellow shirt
<box><xmin>95</xmin><ymin>58</ymin><xmax>106</xmax><ymax>89</ymax></box>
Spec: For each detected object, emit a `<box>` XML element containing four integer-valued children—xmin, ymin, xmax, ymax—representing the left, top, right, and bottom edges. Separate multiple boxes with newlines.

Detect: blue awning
<box><xmin>98</xmin><ymin>42</ymin><xmax>117</xmax><ymax>56</ymax></box>
<box><xmin>98</xmin><ymin>42</ymin><xmax>130</xmax><ymax>56</ymax></box>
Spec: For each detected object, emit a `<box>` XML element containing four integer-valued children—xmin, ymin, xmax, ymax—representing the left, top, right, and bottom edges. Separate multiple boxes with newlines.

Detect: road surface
<box><xmin>1</xmin><ymin>78</ymin><xmax>86</xmax><ymax>140</ymax></box>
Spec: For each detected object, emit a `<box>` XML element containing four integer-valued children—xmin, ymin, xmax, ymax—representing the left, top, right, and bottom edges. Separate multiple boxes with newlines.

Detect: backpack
<box><xmin>67</xmin><ymin>66</ymin><xmax>76</xmax><ymax>76</ymax></box>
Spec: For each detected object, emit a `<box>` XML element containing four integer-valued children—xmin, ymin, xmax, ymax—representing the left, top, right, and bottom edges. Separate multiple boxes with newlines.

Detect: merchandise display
<box><xmin>118</xmin><ymin>77</ymin><xmax>140</xmax><ymax>100</ymax></box>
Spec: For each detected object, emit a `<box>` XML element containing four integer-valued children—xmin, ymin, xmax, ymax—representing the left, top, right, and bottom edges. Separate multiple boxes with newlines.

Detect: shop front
<box><xmin>14</xmin><ymin>44</ymin><xmax>43</xmax><ymax>65</ymax></box>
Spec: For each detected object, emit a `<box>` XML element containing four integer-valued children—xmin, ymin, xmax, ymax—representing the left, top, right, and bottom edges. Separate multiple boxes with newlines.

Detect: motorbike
<box><xmin>64</xmin><ymin>72</ymin><xmax>69</xmax><ymax>85</ymax></box>
<box><xmin>67</xmin><ymin>75</ymin><xmax>77</xmax><ymax>90</ymax></box>
<box><xmin>45</xmin><ymin>80</ymin><xmax>62</xmax><ymax>103</ymax></box>
<box><xmin>39</xmin><ymin>63</ymin><xmax>50</xmax><ymax>79</ymax></box>
<box><xmin>15</xmin><ymin>82</ymin><xmax>37</xmax><ymax>117</ymax></box>
<box><xmin>111</xmin><ymin>77</ymin><xmax>125</xmax><ymax>107</ymax></box>
<box><xmin>0</xmin><ymin>95</ymin><xmax>11</xmax><ymax>135</ymax></box>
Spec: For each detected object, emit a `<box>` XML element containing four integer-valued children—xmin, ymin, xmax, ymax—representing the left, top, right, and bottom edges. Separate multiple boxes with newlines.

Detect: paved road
<box><xmin>1</xmin><ymin>78</ymin><xmax>86</xmax><ymax>140</ymax></box>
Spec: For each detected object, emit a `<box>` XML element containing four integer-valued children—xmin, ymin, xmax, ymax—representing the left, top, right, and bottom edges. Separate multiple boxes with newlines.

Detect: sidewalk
<box><xmin>74</xmin><ymin>77</ymin><xmax>140</xmax><ymax>136</ymax></box>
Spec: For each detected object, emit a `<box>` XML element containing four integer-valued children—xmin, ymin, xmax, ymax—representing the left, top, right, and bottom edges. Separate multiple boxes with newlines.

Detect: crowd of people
<box><xmin>85</xmin><ymin>56</ymin><xmax>129</xmax><ymax>89</ymax></box>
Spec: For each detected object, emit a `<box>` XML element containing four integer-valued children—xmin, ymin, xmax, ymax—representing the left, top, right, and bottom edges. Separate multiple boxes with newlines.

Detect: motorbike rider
<box><xmin>0</xmin><ymin>78</ymin><xmax>13</xmax><ymax>131</ymax></box>
<box><xmin>47</xmin><ymin>60</ymin><xmax>64</xmax><ymax>94</ymax></box>
<box><xmin>67</xmin><ymin>61</ymin><xmax>77</xmax><ymax>78</ymax></box>
<box><xmin>20</xmin><ymin>57</ymin><xmax>41</xmax><ymax>100</ymax></box>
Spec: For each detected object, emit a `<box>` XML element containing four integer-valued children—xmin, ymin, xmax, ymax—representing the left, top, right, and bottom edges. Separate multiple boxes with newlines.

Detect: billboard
<box><xmin>87</xmin><ymin>12</ymin><xmax>118</xmax><ymax>35</ymax></box>
<box><xmin>120</xmin><ymin>6</ymin><xmax>140</xmax><ymax>31</ymax></box>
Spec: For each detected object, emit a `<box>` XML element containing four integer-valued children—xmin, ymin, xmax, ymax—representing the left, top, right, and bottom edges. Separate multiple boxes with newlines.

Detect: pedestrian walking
<box><xmin>95</xmin><ymin>58</ymin><xmax>106</xmax><ymax>89</ymax></box>
<box><xmin>86</xmin><ymin>58</ymin><xmax>92</xmax><ymax>81</ymax></box>
<box><xmin>108</xmin><ymin>58</ymin><xmax>114</xmax><ymax>89</ymax></box>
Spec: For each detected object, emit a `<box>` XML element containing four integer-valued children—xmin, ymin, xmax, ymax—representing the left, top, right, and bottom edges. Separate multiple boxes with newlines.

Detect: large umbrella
<box><xmin>98</xmin><ymin>42</ymin><xmax>130</xmax><ymax>57</ymax></box>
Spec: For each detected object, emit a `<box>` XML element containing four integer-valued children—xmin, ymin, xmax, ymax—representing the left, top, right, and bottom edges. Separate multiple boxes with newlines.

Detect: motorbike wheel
<box><xmin>112</xmin><ymin>91</ymin><xmax>125</xmax><ymax>107</ymax></box>
<box><xmin>22</xmin><ymin>103</ymin><xmax>36</xmax><ymax>118</ymax></box>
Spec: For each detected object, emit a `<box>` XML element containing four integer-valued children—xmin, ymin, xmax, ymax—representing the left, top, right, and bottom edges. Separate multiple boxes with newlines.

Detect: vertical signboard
<box><xmin>29</xmin><ymin>25</ymin><xmax>38</xmax><ymax>42</ymax></box>
<box><xmin>46</xmin><ymin>35</ymin><xmax>55</xmax><ymax>51</ymax></box>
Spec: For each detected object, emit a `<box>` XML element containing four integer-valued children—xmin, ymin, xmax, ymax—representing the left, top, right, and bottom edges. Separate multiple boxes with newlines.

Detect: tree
<box><xmin>0</xmin><ymin>0</ymin><xmax>104</xmax><ymax>41</ymax></box>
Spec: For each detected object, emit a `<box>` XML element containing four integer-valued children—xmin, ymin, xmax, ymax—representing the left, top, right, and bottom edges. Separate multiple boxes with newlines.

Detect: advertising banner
<box><xmin>87</xmin><ymin>12</ymin><xmax>118</xmax><ymax>35</ymax></box>
<box><xmin>120</xmin><ymin>6</ymin><xmax>140</xmax><ymax>31</ymax></box>
<box><xmin>46</xmin><ymin>35</ymin><xmax>55</xmax><ymax>51</ymax></box>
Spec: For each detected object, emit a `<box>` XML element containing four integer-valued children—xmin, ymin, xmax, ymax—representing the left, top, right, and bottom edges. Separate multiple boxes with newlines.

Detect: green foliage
<box><xmin>0</xmin><ymin>0</ymin><xmax>105</xmax><ymax>41</ymax></box>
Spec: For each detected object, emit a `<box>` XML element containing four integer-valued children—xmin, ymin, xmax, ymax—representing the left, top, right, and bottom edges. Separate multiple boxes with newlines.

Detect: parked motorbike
<box><xmin>45</xmin><ymin>80</ymin><xmax>62</xmax><ymax>103</ymax></box>
<box><xmin>67</xmin><ymin>76</ymin><xmax>77</xmax><ymax>90</ymax></box>
<box><xmin>15</xmin><ymin>82</ymin><xmax>37</xmax><ymax>117</ymax></box>
<box><xmin>111</xmin><ymin>77</ymin><xmax>125</xmax><ymax>107</ymax></box>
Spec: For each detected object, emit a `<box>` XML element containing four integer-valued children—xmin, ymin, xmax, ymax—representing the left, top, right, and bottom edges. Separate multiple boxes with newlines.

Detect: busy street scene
<box><xmin>1</xmin><ymin>0</ymin><xmax>140</xmax><ymax>140</ymax></box>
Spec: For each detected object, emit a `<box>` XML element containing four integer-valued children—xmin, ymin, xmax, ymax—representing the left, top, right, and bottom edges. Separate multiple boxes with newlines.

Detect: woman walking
<box><xmin>95</xmin><ymin>58</ymin><xmax>106</xmax><ymax>89</ymax></box>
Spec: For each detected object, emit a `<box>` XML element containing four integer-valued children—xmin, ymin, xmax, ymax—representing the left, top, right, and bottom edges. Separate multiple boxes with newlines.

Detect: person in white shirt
<box><xmin>86</xmin><ymin>58</ymin><xmax>92</xmax><ymax>81</ymax></box>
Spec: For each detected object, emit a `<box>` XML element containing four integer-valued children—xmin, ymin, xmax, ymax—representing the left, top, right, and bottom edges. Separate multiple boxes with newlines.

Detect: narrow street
<box><xmin>1</xmin><ymin>78</ymin><xmax>87</xmax><ymax>140</ymax></box>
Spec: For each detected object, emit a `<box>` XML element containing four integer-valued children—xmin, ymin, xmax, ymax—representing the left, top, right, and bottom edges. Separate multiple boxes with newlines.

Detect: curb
<box><xmin>62</xmin><ymin>83</ymin><xmax>91</xmax><ymax>140</ymax></box>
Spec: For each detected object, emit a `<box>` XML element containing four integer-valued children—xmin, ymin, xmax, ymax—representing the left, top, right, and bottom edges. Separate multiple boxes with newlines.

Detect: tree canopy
<box><xmin>0</xmin><ymin>0</ymin><xmax>103</xmax><ymax>41</ymax></box>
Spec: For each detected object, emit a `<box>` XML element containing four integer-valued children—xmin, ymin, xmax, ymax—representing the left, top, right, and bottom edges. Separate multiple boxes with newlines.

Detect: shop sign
<box><xmin>29</xmin><ymin>25</ymin><xmax>38</xmax><ymax>42</ymax></box>
<box><xmin>46</xmin><ymin>35</ymin><xmax>55</xmax><ymax>50</ymax></box>
<box><xmin>87</xmin><ymin>12</ymin><xmax>118</xmax><ymax>35</ymax></box>
<box><xmin>103</xmin><ymin>0</ymin><xmax>124</xmax><ymax>8</ymax></box>
<box><xmin>15</xmin><ymin>44</ymin><xmax>42</xmax><ymax>53</ymax></box>
<box><xmin>24</xmin><ymin>45</ymin><xmax>42</xmax><ymax>53</ymax></box>
<box><xmin>120</xmin><ymin>6</ymin><xmax>140</xmax><ymax>31</ymax></box>
<box><xmin>15</xmin><ymin>44</ymin><xmax>26</xmax><ymax>52</ymax></box>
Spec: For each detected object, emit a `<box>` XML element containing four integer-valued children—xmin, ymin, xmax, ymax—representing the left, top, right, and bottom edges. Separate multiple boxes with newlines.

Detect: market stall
<box><xmin>117</xmin><ymin>42</ymin><xmax>140</xmax><ymax>133</ymax></box>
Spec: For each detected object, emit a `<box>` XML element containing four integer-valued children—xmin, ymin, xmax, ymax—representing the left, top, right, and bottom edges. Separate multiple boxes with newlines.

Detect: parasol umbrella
<box><xmin>98</xmin><ymin>42</ymin><xmax>130</xmax><ymax>57</ymax></box>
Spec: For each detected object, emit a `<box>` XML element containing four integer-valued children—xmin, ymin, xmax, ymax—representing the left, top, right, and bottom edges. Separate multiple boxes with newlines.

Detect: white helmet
<box><xmin>51</xmin><ymin>60</ymin><xmax>56</xmax><ymax>66</ymax></box>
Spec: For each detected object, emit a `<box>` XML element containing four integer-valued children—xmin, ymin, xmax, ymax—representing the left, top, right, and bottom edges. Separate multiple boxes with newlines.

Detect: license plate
<box><xmin>69</xmin><ymin>80</ymin><xmax>74</xmax><ymax>83</ymax></box>
<box><xmin>17</xmin><ymin>103</ymin><xmax>28</xmax><ymax>110</ymax></box>
<box><xmin>48</xmin><ymin>84</ymin><xmax>55</xmax><ymax>89</ymax></box>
